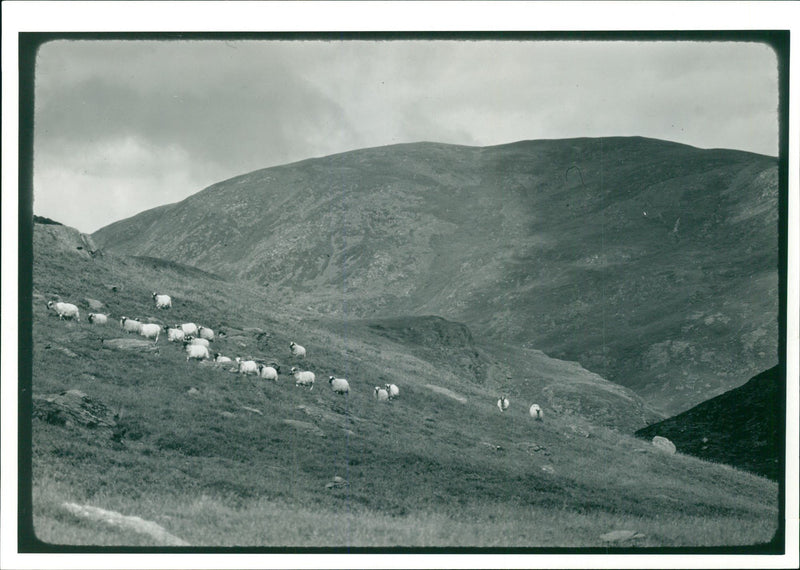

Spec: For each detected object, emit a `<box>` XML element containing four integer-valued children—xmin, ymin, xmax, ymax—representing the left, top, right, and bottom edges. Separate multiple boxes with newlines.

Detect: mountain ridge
<box><xmin>93</xmin><ymin>136</ymin><xmax>779</xmax><ymax>415</ymax></box>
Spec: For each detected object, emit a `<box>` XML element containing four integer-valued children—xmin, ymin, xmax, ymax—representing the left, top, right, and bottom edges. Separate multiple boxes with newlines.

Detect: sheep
<box><xmin>119</xmin><ymin>316</ymin><xmax>142</xmax><ymax>334</ymax></box>
<box><xmin>152</xmin><ymin>292</ymin><xmax>172</xmax><ymax>309</ymax></box>
<box><xmin>47</xmin><ymin>301</ymin><xmax>80</xmax><ymax>321</ymax></box>
<box><xmin>329</xmin><ymin>376</ymin><xmax>350</xmax><ymax>395</ymax></box>
<box><xmin>165</xmin><ymin>327</ymin><xmax>185</xmax><ymax>343</ymax></box>
<box><xmin>185</xmin><ymin>336</ymin><xmax>210</xmax><ymax>348</ymax></box>
<box><xmin>385</xmin><ymin>383</ymin><xmax>400</xmax><ymax>399</ymax></box>
<box><xmin>176</xmin><ymin>322</ymin><xmax>199</xmax><ymax>337</ymax></box>
<box><xmin>497</xmin><ymin>395</ymin><xmax>510</xmax><ymax>413</ymax></box>
<box><xmin>87</xmin><ymin>313</ymin><xmax>109</xmax><ymax>325</ymax></box>
<box><xmin>290</xmin><ymin>367</ymin><xmax>315</xmax><ymax>389</ymax></box>
<box><xmin>214</xmin><ymin>353</ymin><xmax>232</xmax><ymax>363</ymax></box>
<box><xmin>197</xmin><ymin>326</ymin><xmax>215</xmax><ymax>342</ymax></box>
<box><xmin>259</xmin><ymin>364</ymin><xmax>279</xmax><ymax>382</ymax></box>
<box><xmin>289</xmin><ymin>341</ymin><xmax>306</xmax><ymax>359</ymax></box>
<box><xmin>185</xmin><ymin>344</ymin><xmax>210</xmax><ymax>361</ymax></box>
<box><xmin>529</xmin><ymin>404</ymin><xmax>543</xmax><ymax>421</ymax></box>
<box><xmin>138</xmin><ymin>323</ymin><xmax>161</xmax><ymax>343</ymax></box>
<box><xmin>374</xmin><ymin>386</ymin><xmax>389</xmax><ymax>401</ymax></box>
<box><xmin>236</xmin><ymin>357</ymin><xmax>259</xmax><ymax>375</ymax></box>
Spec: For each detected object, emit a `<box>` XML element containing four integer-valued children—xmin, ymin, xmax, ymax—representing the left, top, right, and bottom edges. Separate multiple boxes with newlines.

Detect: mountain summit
<box><xmin>93</xmin><ymin>137</ymin><xmax>779</xmax><ymax>415</ymax></box>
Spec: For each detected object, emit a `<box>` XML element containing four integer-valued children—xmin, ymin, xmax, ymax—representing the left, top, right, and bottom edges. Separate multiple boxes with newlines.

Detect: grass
<box><xmin>28</xmin><ymin>224</ymin><xmax>780</xmax><ymax>548</ymax></box>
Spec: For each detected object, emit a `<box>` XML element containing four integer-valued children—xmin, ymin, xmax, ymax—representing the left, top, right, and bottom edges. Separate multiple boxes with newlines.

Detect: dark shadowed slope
<box><xmin>93</xmin><ymin>137</ymin><xmax>779</xmax><ymax>415</ymax></box>
<box><xmin>636</xmin><ymin>366</ymin><xmax>782</xmax><ymax>480</ymax></box>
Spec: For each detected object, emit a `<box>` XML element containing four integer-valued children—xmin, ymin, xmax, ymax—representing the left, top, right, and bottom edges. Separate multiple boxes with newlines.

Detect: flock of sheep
<box><xmin>46</xmin><ymin>295</ymin><xmax>400</xmax><ymax>400</ymax></box>
<box><xmin>47</xmin><ymin>295</ymin><xmax>545</xmax><ymax>417</ymax></box>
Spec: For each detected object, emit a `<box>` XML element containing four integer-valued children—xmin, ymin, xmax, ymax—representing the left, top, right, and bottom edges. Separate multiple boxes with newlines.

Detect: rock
<box><xmin>33</xmin><ymin>390</ymin><xmax>116</xmax><ymax>436</ymax></box>
<box><xmin>282</xmin><ymin>419</ymin><xmax>325</xmax><ymax>437</ymax></box>
<box><xmin>325</xmin><ymin>476</ymin><xmax>349</xmax><ymax>489</ymax></box>
<box><xmin>102</xmin><ymin>338</ymin><xmax>159</xmax><ymax>352</ymax></box>
<box><xmin>541</xmin><ymin>465</ymin><xmax>555</xmax><ymax>474</ymax></box>
<box><xmin>56</xmin><ymin>346</ymin><xmax>78</xmax><ymax>358</ymax></box>
<box><xmin>219</xmin><ymin>411</ymin><xmax>236</xmax><ymax>419</ymax></box>
<box><xmin>187</xmin><ymin>387</ymin><xmax>200</xmax><ymax>395</ymax></box>
<box><xmin>652</xmin><ymin>435</ymin><xmax>677</xmax><ymax>455</ymax></box>
<box><xmin>62</xmin><ymin>502</ymin><xmax>189</xmax><ymax>546</ymax></box>
<box><xmin>523</xmin><ymin>443</ymin><xmax>551</xmax><ymax>456</ymax></box>
<box><xmin>568</xmin><ymin>424</ymin><xmax>591</xmax><ymax>438</ymax></box>
<box><xmin>599</xmin><ymin>530</ymin><xmax>646</xmax><ymax>543</ymax></box>
<box><xmin>423</xmin><ymin>384</ymin><xmax>467</xmax><ymax>403</ymax></box>
<box><xmin>85</xmin><ymin>298</ymin><xmax>104</xmax><ymax>310</ymax></box>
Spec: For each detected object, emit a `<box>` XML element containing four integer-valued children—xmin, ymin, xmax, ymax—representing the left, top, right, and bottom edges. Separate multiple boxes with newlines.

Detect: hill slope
<box><xmin>30</xmin><ymin>222</ymin><xmax>778</xmax><ymax>547</ymax></box>
<box><xmin>93</xmin><ymin>137</ymin><xmax>779</xmax><ymax>414</ymax></box>
<box><xmin>636</xmin><ymin>366</ymin><xmax>782</xmax><ymax>480</ymax></box>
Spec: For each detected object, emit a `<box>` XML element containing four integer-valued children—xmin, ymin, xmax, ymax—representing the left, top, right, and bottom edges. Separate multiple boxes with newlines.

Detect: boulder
<box><xmin>62</xmin><ymin>503</ymin><xmax>189</xmax><ymax>546</ymax></box>
<box><xmin>599</xmin><ymin>530</ymin><xmax>646</xmax><ymax>543</ymax></box>
<box><xmin>84</xmin><ymin>298</ymin><xmax>105</xmax><ymax>310</ymax></box>
<box><xmin>325</xmin><ymin>476</ymin><xmax>349</xmax><ymax>489</ymax></box>
<box><xmin>423</xmin><ymin>384</ymin><xmax>467</xmax><ymax>403</ymax></box>
<box><xmin>33</xmin><ymin>390</ymin><xmax>116</xmax><ymax>436</ymax></box>
<box><xmin>652</xmin><ymin>435</ymin><xmax>677</xmax><ymax>454</ymax></box>
<box><xmin>102</xmin><ymin>338</ymin><xmax>159</xmax><ymax>352</ymax></box>
<box><xmin>282</xmin><ymin>419</ymin><xmax>325</xmax><ymax>437</ymax></box>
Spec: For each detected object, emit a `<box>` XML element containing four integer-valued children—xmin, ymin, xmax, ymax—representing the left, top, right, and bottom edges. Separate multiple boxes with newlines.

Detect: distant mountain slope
<box><xmin>636</xmin><ymin>366</ymin><xmax>782</xmax><ymax>480</ymax></box>
<box><xmin>93</xmin><ymin>137</ymin><xmax>779</xmax><ymax>415</ymax></box>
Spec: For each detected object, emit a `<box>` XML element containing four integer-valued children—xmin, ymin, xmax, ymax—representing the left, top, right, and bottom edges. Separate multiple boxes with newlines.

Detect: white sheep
<box><xmin>119</xmin><ymin>316</ymin><xmax>142</xmax><ymax>334</ymax></box>
<box><xmin>259</xmin><ymin>364</ymin><xmax>279</xmax><ymax>381</ymax></box>
<box><xmin>139</xmin><ymin>323</ymin><xmax>161</xmax><ymax>343</ymax></box>
<box><xmin>497</xmin><ymin>395</ymin><xmax>510</xmax><ymax>413</ymax></box>
<box><xmin>214</xmin><ymin>353</ymin><xmax>232</xmax><ymax>363</ymax></box>
<box><xmin>165</xmin><ymin>327</ymin><xmax>185</xmax><ymax>342</ymax></box>
<box><xmin>185</xmin><ymin>337</ymin><xmax>210</xmax><ymax>348</ymax></box>
<box><xmin>176</xmin><ymin>322</ymin><xmax>199</xmax><ymax>337</ymax></box>
<box><xmin>47</xmin><ymin>301</ymin><xmax>80</xmax><ymax>321</ymax></box>
<box><xmin>374</xmin><ymin>386</ymin><xmax>389</xmax><ymax>401</ymax></box>
<box><xmin>289</xmin><ymin>341</ymin><xmax>306</xmax><ymax>358</ymax></box>
<box><xmin>197</xmin><ymin>326</ymin><xmax>215</xmax><ymax>342</ymax></box>
<box><xmin>185</xmin><ymin>344</ymin><xmax>210</xmax><ymax>361</ymax></box>
<box><xmin>290</xmin><ymin>367</ymin><xmax>315</xmax><ymax>389</ymax></box>
<box><xmin>152</xmin><ymin>292</ymin><xmax>172</xmax><ymax>309</ymax></box>
<box><xmin>87</xmin><ymin>313</ymin><xmax>109</xmax><ymax>325</ymax></box>
<box><xmin>329</xmin><ymin>376</ymin><xmax>350</xmax><ymax>395</ymax></box>
<box><xmin>236</xmin><ymin>357</ymin><xmax>259</xmax><ymax>375</ymax></box>
<box><xmin>529</xmin><ymin>404</ymin><xmax>543</xmax><ymax>421</ymax></box>
<box><xmin>385</xmin><ymin>383</ymin><xmax>399</xmax><ymax>399</ymax></box>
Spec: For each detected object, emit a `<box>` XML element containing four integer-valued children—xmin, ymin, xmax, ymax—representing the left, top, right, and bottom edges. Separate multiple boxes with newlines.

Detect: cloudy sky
<box><xmin>32</xmin><ymin>39</ymin><xmax>779</xmax><ymax>233</ymax></box>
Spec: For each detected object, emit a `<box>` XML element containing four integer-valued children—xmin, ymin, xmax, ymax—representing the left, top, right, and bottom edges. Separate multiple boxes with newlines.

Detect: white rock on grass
<box><xmin>61</xmin><ymin>502</ymin><xmax>189</xmax><ymax>546</ymax></box>
<box><xmin>599</xmin><ymin>530</ymin><xmax>646</xmax><ymax>543</ymax></box>
<box><xmin>423</xmin><ymin>384</ymin><xmax>467</xmax><ymax>403</ymax></box>
<box><xmin>652</xmin><ymin>435</ymin><xmax>677</xmax><ymax>454</ymax></box>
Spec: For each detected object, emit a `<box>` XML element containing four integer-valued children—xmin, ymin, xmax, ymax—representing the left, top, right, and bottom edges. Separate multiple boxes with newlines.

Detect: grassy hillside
<box><xmin>29</xmin><ymin>222</ymin><xmax>778</xmax><ymax>548</ymax></box>
<box><xmin>93</xmin><ymin>137</ymin><xmax>779</xmax><ymax>415</ymax></box>
<box><xmin>636</xmin><ymin>366</ymin><xmax>782</xmax><ymax>480</ymax></box>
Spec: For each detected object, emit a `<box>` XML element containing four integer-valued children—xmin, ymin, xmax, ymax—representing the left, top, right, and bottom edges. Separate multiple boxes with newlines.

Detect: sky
<box><xmin>32</xmin><ymin>39</ymin><xmax>779</xmax><ymax>233</ymax></box>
